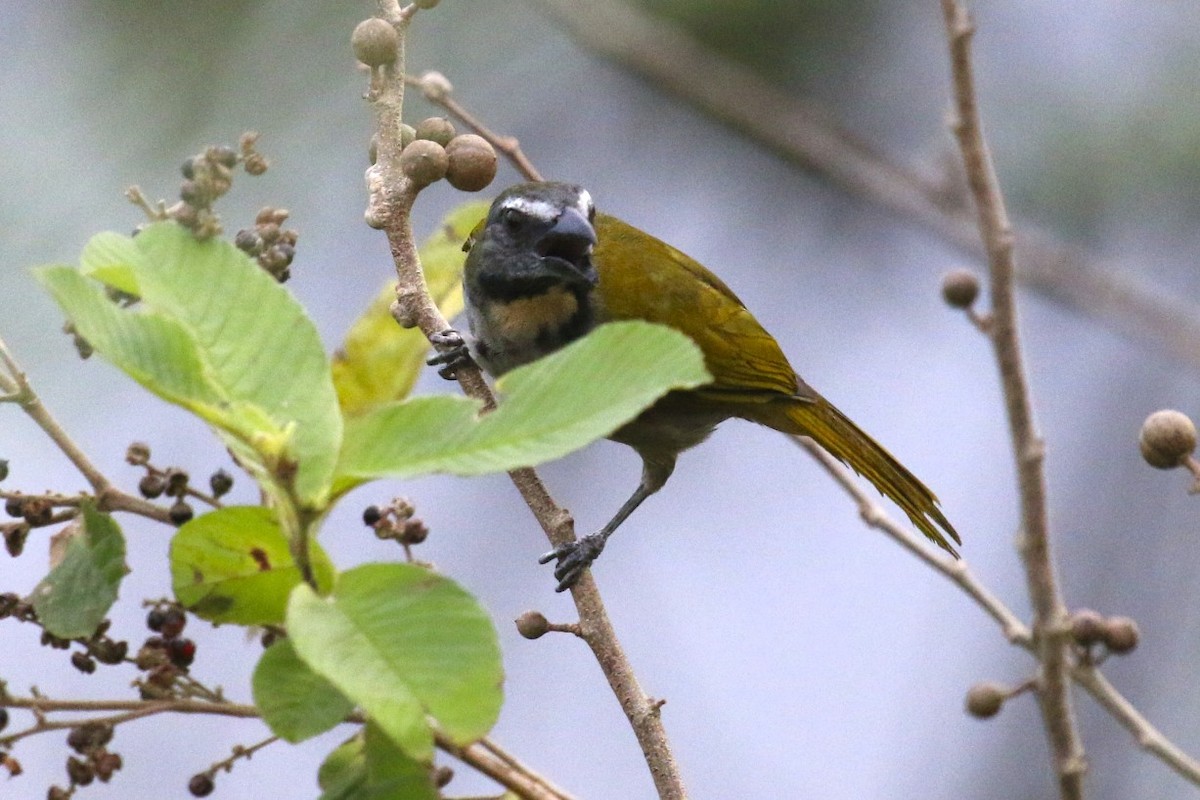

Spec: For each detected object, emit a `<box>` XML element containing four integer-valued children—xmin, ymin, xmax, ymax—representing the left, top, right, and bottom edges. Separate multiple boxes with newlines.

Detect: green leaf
<box><xmin>317</xmin><ymin>725</ymin><xmax>437</xmax><ymax>800</ymax></box>
<box><xmin>79</xmin><ymin>230</ymin><xmax>146</xmax><ymax>295</ymax></box>
<box><xmin>38</xmin><ymin>222</ymin><xmax>342</xmax><ymax>505</ymax></box>
<box><xmin>334</xmin><ymin>320</ymin><xmax>709</xmax><ymax>491</ymax></box>
<box><xmin>170</xmin><ymin>506</ymin><xmax>335</xmax><ymax>625</ymax></box>
<box><xmin>253</xmin><ymin>638</ymin><xmax>354</xmax><ymax>743</ymax></box>
<box><xmin>30</xmin><ymin>503</ymin><xmax>126</xmax><ymax>638</ymax></box>
<box><xmin>333</xmin><ymin>201</ymin><xmax>487</xmax><ymax>417</ymax></box>
<box><xmin>318</xmin><ymin>735</ymin><xmax>365</xmax><ymax>797</ymax></box>
<box><xmin>287</xmin><ymin>563</ymin><xmax>503</xmax><ymax>760</ymax></box>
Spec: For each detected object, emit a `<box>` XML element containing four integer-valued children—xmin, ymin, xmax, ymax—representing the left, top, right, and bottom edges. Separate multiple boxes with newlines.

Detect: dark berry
<box><xmin>160</xmin><ymin>607</ymin><xmax>186</xmax><ymax>640</ymax></box>
<box><xmin>66</xmin><ymin>755</ymin><xmax>94</xmax><ymax>786</ymax></box>
<box><xmin>169</xmin><ymin>500</ymin><xmax>194</xmax><ymax>525</ymax></box>
<box><xmin>22</xmin><ymin>498</ymin><xmax>52</xmax><ymax>526</ymax></box>
<box><xmin>70</xmin><ymin>652</ymin><xmax>96</xmax><ymax>674</ymax></box>
<box><xmin>181</xmin><ymin>158</ymin><xmax>197</xmax><ymax>179</ymax></box>
<box><xmin>41</xmin><ymin>631</ymin><xmax>70</xmax><ymax>650</ymax></box>
<box><xmin>165</xmin><ymin>469</ymin><xmax>190</xmax><ymax>497</ymax></box>
<box><xmin>168</xmin><ymin>637</ymin><xmax>196</xmax><ymax>668</ymax></box>
<box><xmin>147</xmin><ymin>607</ymin><xmax>166</xmax><ymax>632</ymax></box>
<box><xmin>138</xmin><ymin>474</ymin><xmax>166</xmax><ymax>499</ymax></box>
<box><xmin>362</xmin><ymin>505</ymin><xmax>382</xmax><ymax>526</ymax></box>
<box><xmin>189</xmin><ymin>773</ymin><xmax>215</xmax><ymax>797</ymax></box>
<box><xmin>234</xmin><ymin>229</ymin><xmax>263</xmax><ymax>255</ymax></box>
<box><xmin>4</xmin><ymin>497</ymin><xmax>20</xmax><ymax>517</ymax></box>
<box><xmin>92</xmin><ymin>638</ymin><xmax>127</xmax><ymax>665</ymax></box>
<box><xmin>209</xmin><ymin>469</ymin><xmax>233</xmax><ymax>497</ymax></box>
<box><xmin>180</xmin><ymin>180</ymin><xmax>205</xmax><ymax>205</ymax></box>
<box><xmin>400</xmin><ymin>519</ymin><xmax>428</xmax><ymax>544</ymax></box>
<box><xmin>0</xmin><ymin>708</ymin><xmax>8</xmax><ymax>732</ymax></box>
<box><xmin>0</xmin><ymin>459</ymin><xmax>9</xmax><ymax>482</ymax></box>
<box><xmin>93</xmin><ymin>751</ymin><xmax>122</xmax><ymax>782</ymax></box>
<box><xmin>4</xmin><ymin>524</ymin><xmax>28</xmax><ymax>557</ymax></box>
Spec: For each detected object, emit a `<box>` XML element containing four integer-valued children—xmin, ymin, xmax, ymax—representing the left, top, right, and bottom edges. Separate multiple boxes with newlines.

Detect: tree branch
<box><xmin>528</xmin><ymin>0</ymin><xmax>1200</xmax><ymax>374</ymax></box>
<box><xmin>939</xmin><ymin>3</ymin><xmax>1085</xmax><ymax>797</ymax></box>
<box><xmin>0</xmin><ymin>337</ymin><xmax>172</xmax><ymax>525</ymax></box>
<box><xmin>363</xmin><ymin>6</ymin><xmax>686</xmax><ymax>797</ymax></box>
<box><xmin>792</xmin><ymin>436</ymin><xmax>1032</xmax><ymax>647</ymax></box>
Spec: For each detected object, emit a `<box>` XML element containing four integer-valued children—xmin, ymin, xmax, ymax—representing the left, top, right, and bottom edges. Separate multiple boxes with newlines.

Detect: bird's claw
<box><xmin>426</xmin><ymin>328</ymin><xmax>474</xmax><ymax>380</ymax></box>
<box><xmin>539</xmin><ymin>532</ymin><xmax>606</xmax><ymax>592</ymax></box>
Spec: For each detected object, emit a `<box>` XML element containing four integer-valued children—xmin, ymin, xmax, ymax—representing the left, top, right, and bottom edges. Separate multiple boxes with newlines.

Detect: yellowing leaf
<box><xmin>333</xmin><ymin>201</ymin><xmax>488</xmax><ymax>416</ymax></box>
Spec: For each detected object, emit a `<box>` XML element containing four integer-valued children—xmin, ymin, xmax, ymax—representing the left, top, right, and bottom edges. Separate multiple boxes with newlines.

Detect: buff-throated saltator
<box><xmin>439</xmin><ymin>181</ymin><xmax>960</xmax><ymax>591</ymax></box>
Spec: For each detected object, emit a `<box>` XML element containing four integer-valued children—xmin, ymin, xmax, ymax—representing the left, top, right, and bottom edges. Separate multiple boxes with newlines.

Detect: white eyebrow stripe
<box><xmin>500</xmin><ymin>197</ymin><xmax>558</xmax><ymax>222</ymax></box>
<box><xmin>576</xmin><ymin>189</ymin><xmax>593</xmax><ymax>216</ymax></box>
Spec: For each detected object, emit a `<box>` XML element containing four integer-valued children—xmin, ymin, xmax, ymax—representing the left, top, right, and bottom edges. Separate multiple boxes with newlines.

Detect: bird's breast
<box><xmin>469</xmin><ymin>284</ymin><xmax>595</xmax><ymax>374</ymax></box>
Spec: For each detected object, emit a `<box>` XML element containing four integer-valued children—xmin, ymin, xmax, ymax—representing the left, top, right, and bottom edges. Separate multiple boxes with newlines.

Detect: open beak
<box><xmin>534</xmin><ymin>207</ymin><xmax>597</xmax><ymax>285</ymax></box>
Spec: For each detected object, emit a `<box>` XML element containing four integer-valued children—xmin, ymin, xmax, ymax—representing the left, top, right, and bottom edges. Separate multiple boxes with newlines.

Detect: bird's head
<box><xmin>464</xmin><ymin>181</ymin><xmax>599</xmax><ymax>297</ymax></box>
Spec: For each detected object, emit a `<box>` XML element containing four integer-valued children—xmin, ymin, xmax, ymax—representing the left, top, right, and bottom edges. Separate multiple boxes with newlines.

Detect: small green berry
<box><xmin>351</xmin><ymin>18</ymin><xmax>398</xmax><ymax>67</ymax></box>
<box><xmin>414</xmin><ymin>116</ymin><xmax>456</xmax><ymax>147</ymax></box>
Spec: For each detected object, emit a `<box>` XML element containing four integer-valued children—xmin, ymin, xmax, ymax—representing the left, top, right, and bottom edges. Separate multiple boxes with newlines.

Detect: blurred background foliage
<box><xmin>4</xmin><ymin>1</ymin><xmax>1200</xmax><ymax>798</ymax></box>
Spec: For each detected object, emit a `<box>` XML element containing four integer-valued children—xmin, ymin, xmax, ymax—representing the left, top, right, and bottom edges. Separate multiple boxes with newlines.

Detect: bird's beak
<box><xmin>534</xmin><ymin>207</ymin><xmax>598</xmax><ymax>286</ymax></box>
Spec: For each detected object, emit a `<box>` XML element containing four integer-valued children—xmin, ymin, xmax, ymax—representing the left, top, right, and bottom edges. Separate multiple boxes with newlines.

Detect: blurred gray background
<box><xmin>3</xmin><ymin>1</ymin><xmax>1200</xmax><ymax>798</ymax></box>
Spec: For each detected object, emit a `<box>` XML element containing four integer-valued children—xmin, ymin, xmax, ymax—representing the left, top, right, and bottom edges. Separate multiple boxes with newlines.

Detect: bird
<box><xmin>436</xmin><ymin>181</ymin><xmax>960</xmax><ymax>591</ymax></box>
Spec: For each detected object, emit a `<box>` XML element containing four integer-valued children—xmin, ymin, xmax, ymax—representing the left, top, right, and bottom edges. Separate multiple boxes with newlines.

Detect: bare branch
<box><xmin>404</xmin><ymin>71</ymin><xmax>544</xmax><ymax>182</ymax></box>
<box><xmin>0</xmin><ymin>337</ymin><xmax>172</xmax><ymax>525</ymax></box>
<box><xmin>1071</xmin><ymin>666</ymin><xmax>1200</xmax><ymax>785</ymax></box>
<box><xmin>528</xmin><ymin>0</ymin><xmax>1200</xmax><ymax>374</ymax></box>
<box><xmin>792</xmin><ymin>436</ymin><xmax>1032</xmax><ymax>647</ymax></box>
<box><xmin>939</xmin><ymin>2</ymin><xmax>1084</xmax><ymax>796</ymax></box>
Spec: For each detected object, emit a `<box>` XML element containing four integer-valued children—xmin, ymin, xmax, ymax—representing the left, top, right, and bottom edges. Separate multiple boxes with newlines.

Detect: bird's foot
<box><xmin>426</xmin><ymin>328</ymin><xmax>475</xmax><ymax>380</ymax></box>
<box><xmin>539</xmin><ymin>532</ymin><xmax>606</xmax><ymax>592</ymax></box>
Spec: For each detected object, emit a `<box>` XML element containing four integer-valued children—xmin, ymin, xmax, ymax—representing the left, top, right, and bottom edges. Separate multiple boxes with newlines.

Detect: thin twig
<box><xmin>528</xmin><ymin>0</ymin><xmax>1200</xmax><ymax>374</ymax></box>
<box><xmin>366</xmin><ymin>7</ymin><xmax>685</xmax><ymax>796</ymax></box>
<box><xmin>0</xmin><ymin>337</ymin><xmax>172</xmax><ymax>525</ymax></box>
<box><xmin>404</xmin><ymin>71</ymin><xmax>543</xmax><ymax>182</ymax></box>
<box><xmin>939</xmin><ymin>3</ymin><xmax>1084</xmax><ymax>797</ymax></box>
<box><xmin>439</xmin><ymin>733</ymin><xmax>577</xmax><ymax>800</ymax></box>
<box><xmin>792</xmin><ymin>436</ymin><xmax>1032</xmax><ymax>647</ymax></box>
<box><xmin>1</xmin><ymin>694</ymin><xmax>568</xmax><ymax>800</ymax></box>
<box><xmin>1073</xmin><ymin>665</ymin><xmax>1200</xmax><ymax>785</ymax></box>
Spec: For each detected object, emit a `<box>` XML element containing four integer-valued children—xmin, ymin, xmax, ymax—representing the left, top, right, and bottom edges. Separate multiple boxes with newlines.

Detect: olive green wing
<box><xmin>593</xmin><ymin>214</ymin><xmax>801</xmax><ymax>399</ymax></box>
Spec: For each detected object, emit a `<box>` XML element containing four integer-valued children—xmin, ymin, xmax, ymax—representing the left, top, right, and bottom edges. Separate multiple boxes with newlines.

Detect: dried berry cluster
<box><xmin>45</xmin><ymin>721</ymin><xmax>123</xmax><ymax>798</ymax></box>
<box><xmin>234</xmin><ymin>207</ymin><xmax>298</xmax><ymax>282</ymax></box>
<box><xmin>166</xmin><ymin>133</ymin><xmax>269</xmax><ymax>241</ymax></box>
<box><xmin>0</xmin><ymin>596</ymin><xmax>128</xmax><ymax>676</ymax></box>
<box><xmin>127</xmin><ymin>441</ymin><xmax>234</xmax><ymax>525</ymax></box>
<box><xmin>1</xmin><ymin>462</ymin><xmax>80</xmax><ymax>558</ymax></box>
<box><xmin>134</xmin><ymin>603</ymin><xmax>197</xmax><ymax>700</ymax></box>
<box><xmin>362</xmin><ymin>497</ymin><xmax>429</xmax><ymax>548</ymax></box>
<box><xmin>965</xmin><ymin>608</ymin><xmax>1140</xmax><ymax>720</ymax></box>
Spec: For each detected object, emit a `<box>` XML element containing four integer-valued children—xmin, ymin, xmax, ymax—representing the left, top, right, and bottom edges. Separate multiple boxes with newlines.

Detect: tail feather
<box><xmin>763</xmin><ymin>398</ymin><xmax>960</xmax><ymax>555</ymax></box>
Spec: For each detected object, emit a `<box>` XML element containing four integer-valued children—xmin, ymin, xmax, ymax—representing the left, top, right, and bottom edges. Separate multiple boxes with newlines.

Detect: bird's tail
<box><xmin>755</xmin><ymin>396</ymin><xmax>960</xmax><ymax>556</ymax></box>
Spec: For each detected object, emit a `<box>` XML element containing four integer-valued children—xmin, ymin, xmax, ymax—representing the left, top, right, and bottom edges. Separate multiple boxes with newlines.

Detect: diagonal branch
<box><xmin>0</xmin><ymin>337</ymin><xmax>172</xmax><ymax>524</ymax></box>
<box><xmin>528</xmin><ymin>0</ymin><xmax>1200</xmax><ymax>373</ymax></box>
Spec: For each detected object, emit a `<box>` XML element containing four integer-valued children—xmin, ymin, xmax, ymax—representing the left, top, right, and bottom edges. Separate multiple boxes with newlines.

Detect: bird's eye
<box><xmin>499</xmin><ymin>207</ymin><xmax>526</xmax><ymax>232</ymax></box>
